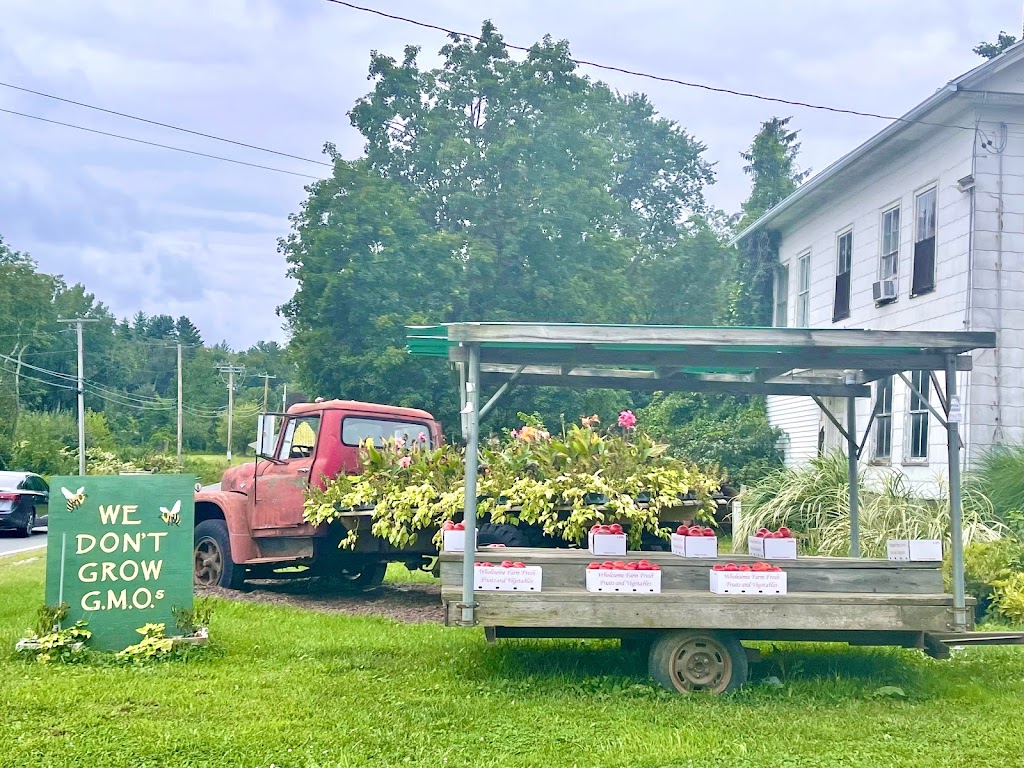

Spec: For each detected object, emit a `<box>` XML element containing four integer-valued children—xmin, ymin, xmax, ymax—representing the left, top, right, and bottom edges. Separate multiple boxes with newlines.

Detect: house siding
<box><xmin>768</xmin><ymin>106</ymin><xmax>977</xmax><ymax>495</ymax></box>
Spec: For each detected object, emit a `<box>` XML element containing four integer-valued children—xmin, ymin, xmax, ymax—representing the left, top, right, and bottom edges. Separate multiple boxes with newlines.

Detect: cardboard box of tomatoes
<box><xmin>670</xmin><ymin>525</ymin><xmax>718</xmax><ymax>558</ymax></box>
<box><xmin>473</xmin><ymin>560</ymin><xmax>543</xmax><ymax>591</ymax></box>
<box><xmin>748</xmin><ymin>527</ymin><xmax>797</xmax><ymax>559</ymax></box>
<box><xmin>585</xmin><ymin>560</ymin><xmax>661</xmax><ymax>593</ymax></box>
<box><xmin>441</xmin><ymin>521</ymin><xmax>473</xmax><ymax>552</ymax></box>
<box><xmin>886</xmin><ymin>539</ymin><xmax>943</xmax><ymax>562</ymax></box>
<box><xmin>709</xmin><ymin>562</ymin><xmax>787</xmax><ymax>594</ymax></box>
<box><xmin>589</xmin><ymin>523</ymin><xmax>628</xmax><ymax>556</ymax></box>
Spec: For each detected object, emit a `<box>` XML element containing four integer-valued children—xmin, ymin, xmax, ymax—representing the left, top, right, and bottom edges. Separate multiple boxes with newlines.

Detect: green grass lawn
<box><xmin>2</xmin><ymin>553</ymin><xmax>1024</xmax><ymax>768</ymax></box>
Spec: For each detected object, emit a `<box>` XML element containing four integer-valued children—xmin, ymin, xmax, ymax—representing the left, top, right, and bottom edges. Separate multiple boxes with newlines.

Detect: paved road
<box><xmin>0</xmin><ymin>529</ymin><xmax>48</xmax><ymax>558</ymax></box>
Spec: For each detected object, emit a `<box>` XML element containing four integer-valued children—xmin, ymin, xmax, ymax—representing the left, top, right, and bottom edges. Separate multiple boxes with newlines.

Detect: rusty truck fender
<box><xmin>193</xmin><ymin>489</ymin><xmax>259</xmax><ymax>564</ymax></box>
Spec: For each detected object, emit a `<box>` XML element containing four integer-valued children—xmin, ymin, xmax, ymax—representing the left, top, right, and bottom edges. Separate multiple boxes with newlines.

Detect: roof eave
<box><xmin>728</xmin><ymin>82</ymin><xmax>960</xmax><ymax>247</ymax></box>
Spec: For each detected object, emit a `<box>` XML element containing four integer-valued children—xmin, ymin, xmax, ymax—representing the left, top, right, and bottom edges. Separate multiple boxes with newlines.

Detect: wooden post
<box><xmin>460</xmin><ymin>344</ymin><xmax>481</xmax><ymax>626</ymax></box>
<box><xmin>946</xmin><ymin>356</ymin><xmax>968</xmax><ymax>631</ymax></box>
<box><xmin>847</xmin><ymin>393</ymin><xmax>860</xmax><ymax>557</ymax></box>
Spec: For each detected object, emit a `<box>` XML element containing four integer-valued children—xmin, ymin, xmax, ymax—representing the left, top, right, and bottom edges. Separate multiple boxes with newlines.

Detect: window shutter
<box><xmin>911</xmin><ymin>237</ymin><xmax>935</xmax><ymax>296</ymax></box>
<box><xmin>832</xmin><ymin>272</ymin><xmax>851</xmax><ymax>321</ymax></box>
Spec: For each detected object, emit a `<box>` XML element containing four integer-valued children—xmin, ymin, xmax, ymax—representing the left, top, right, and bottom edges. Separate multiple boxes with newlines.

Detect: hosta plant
<box><xmin>304</xmin><ymin>414</ymin><xmax>720</xmax><ymax>549</ymax></box>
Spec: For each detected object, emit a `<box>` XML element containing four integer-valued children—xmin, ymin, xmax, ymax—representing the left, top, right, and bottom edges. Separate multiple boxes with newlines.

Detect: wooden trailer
<box><xmin>408</xmin><ymin>323</ymin><xmax>1024</xmax><ymax>692</ymax></box>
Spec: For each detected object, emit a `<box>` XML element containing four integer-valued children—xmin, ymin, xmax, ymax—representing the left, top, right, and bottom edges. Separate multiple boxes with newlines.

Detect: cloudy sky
<box><xmin>1</xmin><ymin>1</ymin><xmax>1019</xmax><ymax>348</ymax></box>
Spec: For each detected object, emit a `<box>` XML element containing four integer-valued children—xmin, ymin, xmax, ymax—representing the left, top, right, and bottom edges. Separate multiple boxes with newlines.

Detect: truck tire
<box><xmin>194</xmin><ymin>519</ymin><xmax>246</xmax><ymax>590</ymax></box>
<box><xmin>649</xmin><ymin>629</ymin><xmax>748</xmax><ymax>694</ymax></box>
<box><xmin>477</xmin><ymin>523</ymin><xmax>531</xmax><ymax>548</ymax></box>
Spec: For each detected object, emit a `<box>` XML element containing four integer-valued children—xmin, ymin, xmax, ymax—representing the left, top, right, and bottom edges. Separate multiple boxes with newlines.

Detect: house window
<box><xmin>905</xmin><ymin>370</ymin><xmax>930</xmax><ymax>462</ymax></box>
<box><xmin>912</xmin><ymin>188</ymin><xmax>936</xmax><ymax>296</ymax></box>
<box><xmin>797</xmin><ymin>252</ymin><xmax>811</xmax><ymax>326</ymax></box>
<box><xmin>880</xmin><ymin>206</ymin><xmax>900</xmax><ymax>282</ymax></box>
<box><xmin>873</xmin><ymin>376</ymin><xmax>893</xmax><ymax>461</ymax></box>
<box><xmin>774</xmin><ymin>263</ymin><xmax>789</xmax><ymax>327</ymax></box>
<box><xmin>833</xmin><ymin>230</ymin><xmax>853</xmax><ymax>321</ymax></box>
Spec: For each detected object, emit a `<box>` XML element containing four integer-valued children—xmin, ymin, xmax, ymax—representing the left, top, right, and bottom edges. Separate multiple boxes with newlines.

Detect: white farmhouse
<box><xmin>734</xmin><ymin>43</ymin><xmax>1024</xmax><ymax>494</ymax></box>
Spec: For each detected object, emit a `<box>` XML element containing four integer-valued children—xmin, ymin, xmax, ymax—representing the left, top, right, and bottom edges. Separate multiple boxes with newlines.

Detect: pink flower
<box><xmin>618</xmin><ymin>410</ymin><xmax>637</xmax><ymax>430</ymax></box>
<box><xmin>581</xmin><ymin>414</ymin><xmax>600</xmax><ymax>428</ymax></box>
<box><xmin>398</xmin><ymin>456</ymin><xmax>412</xmax><ymax>469</ymax></box>
<box><xmin>417</xmin><ymin>432</ymin><xmax>427</xmax><ymax>443</ymax></box>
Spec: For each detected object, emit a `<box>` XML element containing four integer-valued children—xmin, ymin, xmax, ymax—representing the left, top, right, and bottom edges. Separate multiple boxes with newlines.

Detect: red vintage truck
<box><xmin>192</xmin><ymin>399</ymin><xmax>446</xmax><ymax>589</ymax></box>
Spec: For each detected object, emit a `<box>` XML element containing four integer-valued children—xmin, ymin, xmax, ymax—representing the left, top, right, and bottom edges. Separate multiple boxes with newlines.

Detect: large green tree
<box><xmin>280</xmin><ymin>22</ymin><xmax>724</xmax><ymax>430</ymax></box>
<box><xmin>974</xmin><ymin>31</ymin><xmax>1019</xmax><ymax>59</ymax></box>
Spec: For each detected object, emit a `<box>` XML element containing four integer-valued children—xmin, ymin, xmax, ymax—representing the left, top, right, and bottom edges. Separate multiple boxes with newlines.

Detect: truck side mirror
<box><xmin>256</xmin><ymin>414</ymin><xmax>278</xmax><ymax>458</ymax></box>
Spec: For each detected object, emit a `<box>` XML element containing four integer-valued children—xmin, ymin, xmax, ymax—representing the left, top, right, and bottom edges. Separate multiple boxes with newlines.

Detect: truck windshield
<box><xmin>278</xmin><ymin>416</ymin><xmax>321</xmax><ymax>460</ymax></box>
<box><xmin>341</xmin><ymin>417</ymin><xmax>433</xmax><ymax>448</ymax></box>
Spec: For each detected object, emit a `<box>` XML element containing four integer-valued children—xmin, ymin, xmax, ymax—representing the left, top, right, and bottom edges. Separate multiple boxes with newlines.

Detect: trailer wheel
<box><xmin>194</xmin><ymin>519</ymin><xmax>246</xmax><ymax>590</ymax></box>
<box><xmin>649</xmin><ymin>630</ymin><xmax>748</xmax><ymax>694</ymax></box>
<box><xmin>478</xmin><ymin>523</ymin><xmax>531</xmax><ymax>548</ymax></box>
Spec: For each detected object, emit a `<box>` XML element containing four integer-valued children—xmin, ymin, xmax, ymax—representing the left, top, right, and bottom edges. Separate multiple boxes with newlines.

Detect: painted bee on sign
<box><xmin>60</xmin><ymin>486</ymin><xmax>87</xmax><ymax>512</ymax></box>
<box><xmin>159</xmin><ymin>499</ymin><xmax>181</xmax><ymax>526</ymax></box>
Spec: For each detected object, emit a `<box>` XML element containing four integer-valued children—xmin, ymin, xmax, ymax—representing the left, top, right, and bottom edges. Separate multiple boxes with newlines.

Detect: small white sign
<box><xmin>589</xmin><ymin>532</ymin><xmax>627</xmax><ymax>556</ymax></box>
<box><xmin>442</xmin><ymin>530</ymin><xmax>477</xmax><ymax>552</ymax></box>
<box><xmin>473</xmin><ymin>565</ymin><xmax>543</xmax><ymax>591</ymax></box>
<box><xmin>670</xmin><ymin>533</ymin><xmax>718</xmax><ymax>558</ymax></box>
<box><xmin>586</xmin><ymin>569</ymin><xmax>661</xmax><ymax>593</ymax></box>
<box><xmin>887</xmin><ymin>539</ymin><xmax>943</xmax><ymax>562</ymax></box>
<box><xmin>710</xmin><ymin>569</ymin><xmax>787</xmax><ymax>595</ymax></box>
<box><xmin>748</xmin><ymin>536</ymin><xmax>797</xmax><ymax>559</ymax></box>
<box><xmin>948</xmin><ymin>395</ymin><xmax>962</xmax><ymax>424</ymax></box>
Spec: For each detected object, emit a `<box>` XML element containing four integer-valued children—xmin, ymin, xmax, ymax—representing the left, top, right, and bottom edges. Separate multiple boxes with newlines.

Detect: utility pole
<box><xmin>282</xmin><ymin>382</ymin><xmax>288</xmax><ymax>411</ymax></box>
<box><xmin>258</xmin><ymin>373</ymin><xmax>277</xmax><ymax>411</ymax></box>
<box><xmin>176</xmin><ymin>343</ymin><xmax>183</xmax><ymax>464</ymax></box>
<box><xmin>217</xmin><ymin>365</ymin><xmax>245</xmax><ymax>462</ymax></box>
<box><xmin>60</xmin><ymin>318</ymin><xmax>98</xmax><ymax>476</ymax></box>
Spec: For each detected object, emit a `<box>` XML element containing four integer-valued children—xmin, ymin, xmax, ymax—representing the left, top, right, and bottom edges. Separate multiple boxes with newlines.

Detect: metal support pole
<box><xmin>60</xmin><ymin>318</ymin><xmax>97</xmax><ymax>475</ymax></box>
<box><xmin>846</xmin><ymin>394</ymin><xmax>860</xmax><ymax>557</ymax></box>
<box><xmin>75</xmin><ymin>320</ymin><xmax>86</xmax><ymax>476</ymax></box>
<box><xmin>460</xmin><ymin>345</ymin><xmax>481</xmax><ymax>626</ymax></box>
<box><xmin>946</xmin><ymin>356</ymin><xmax>968</xmax><ymax>631</ymax></box>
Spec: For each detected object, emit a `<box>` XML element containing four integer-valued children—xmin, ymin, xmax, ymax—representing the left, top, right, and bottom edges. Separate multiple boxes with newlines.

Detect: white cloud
<box><xmin>0</xmin><ymin>0</ymin><xmax>1021</xmax><ymax>347</ymax></box>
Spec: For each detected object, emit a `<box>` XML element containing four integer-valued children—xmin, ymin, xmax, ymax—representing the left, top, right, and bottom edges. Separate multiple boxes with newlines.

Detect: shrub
<box><xmin>992</xmin><ymin>573</ymin><xmax>1024</xmax><ymax>624</ymax></box>
<box><xmin>969</xmin><ymin>444</ymin><xmax>1024</xmax><ymax>535</ymax></box>
<box><xmin>738</xmin><ymin>452</ymin><xmax>1006</xmax><ymax>557</ymax></box>
<box><xmin>947</xmin><ymin>539</ymin><xmax>1024</xmax><ymax>619</ymax></box>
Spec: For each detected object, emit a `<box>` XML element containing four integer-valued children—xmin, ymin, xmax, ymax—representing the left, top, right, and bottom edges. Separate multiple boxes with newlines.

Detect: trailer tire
<box><xmin>194</xmin><ymin>519</ymin><xmax>246</xmax><ymax>590</ymax></box>
<box><xmin>477</xmin><ymin>523</ymin><xmax>531</xmax><ymax>548</ymax></box>
<box><xmin>649</xmin><ymin>630</ymin><xmax>747</xmax><ymax>694</ymax></box>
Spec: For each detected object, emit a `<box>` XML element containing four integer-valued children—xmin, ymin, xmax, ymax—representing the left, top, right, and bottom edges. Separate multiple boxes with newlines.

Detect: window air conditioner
<box><xmin>872</xmin><ymin>279</ymin><xmax>897</xmax><ymax>303</ymax></box>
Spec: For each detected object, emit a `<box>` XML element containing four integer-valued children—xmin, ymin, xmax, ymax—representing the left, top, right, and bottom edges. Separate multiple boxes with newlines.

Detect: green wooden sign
<box><xmin>45</xmin><ymin>474</ymin><xmax>196</xmax><ymax>651</ymax></box>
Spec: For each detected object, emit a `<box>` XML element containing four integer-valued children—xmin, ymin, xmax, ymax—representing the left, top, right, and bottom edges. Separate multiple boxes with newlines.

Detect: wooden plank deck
<box><xmin>439</xmin><ymin>549</ymin><xmax>964</xmax><ymax>636</ymax></box>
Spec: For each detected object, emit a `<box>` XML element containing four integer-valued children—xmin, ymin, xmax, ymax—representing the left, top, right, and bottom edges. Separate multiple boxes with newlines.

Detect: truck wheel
<box><xmin>649</xmin><ymin>630</ymin><xmax>748</xmax><ymax>694</ymax></box>
<box><xmin>641</xmin><ymin>532</ymin><xmax>670</xmax><ymax>552</ymax></box>
<box><xmin>194</xmin><ymin>519</ymin><xmax>246</xmax><ymax>590</ymax></box>
<box><xmin>478</xmin><ymin>523</ymin><xmax>530</xmax><ymax>548</ymax></box>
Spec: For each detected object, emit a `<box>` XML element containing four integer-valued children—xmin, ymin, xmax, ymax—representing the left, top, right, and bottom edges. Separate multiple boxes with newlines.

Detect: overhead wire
<box><xmin>320</xmin><ymin>0</ymin><xmax>976</xmax><ymax>132</ymax></box>
<box><xmin>0</xmin><ymin>81</ymin><xmax>334</xmax><ymax>169</ymax></box>
<box><xmin>0</xmin><ymin>107</ymin><xmax>324</xmax><ymax>180</ymax></box>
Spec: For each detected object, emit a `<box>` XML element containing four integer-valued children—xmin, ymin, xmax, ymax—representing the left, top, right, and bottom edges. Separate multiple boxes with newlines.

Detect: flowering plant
<box><xmin>304</xmin><ymin>412</ymin><xmax>720</xmax><ymax>549</ymax></box>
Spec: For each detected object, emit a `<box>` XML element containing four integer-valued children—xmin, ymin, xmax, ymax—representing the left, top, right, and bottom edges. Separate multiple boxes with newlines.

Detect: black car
<box><xmin>0</xmin><ymin>471</ymin><xmax>48</xmax><ymax>537</ymax></box>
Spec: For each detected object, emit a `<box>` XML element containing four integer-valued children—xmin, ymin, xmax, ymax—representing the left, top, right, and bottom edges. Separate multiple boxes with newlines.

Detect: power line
<box><xmin>0</xmin><ymin>107</ymin><xmax>324</xmax><ymax>180</ymax></box>
<box><xmin>0</xmin><ymin>81</ymin><xmax>335</xmax><ymax>169</ymax></box>
<box><xmin>320</xmin><ymin>0</ymin><xmax>975</xmax><ymax>132</ymax></box>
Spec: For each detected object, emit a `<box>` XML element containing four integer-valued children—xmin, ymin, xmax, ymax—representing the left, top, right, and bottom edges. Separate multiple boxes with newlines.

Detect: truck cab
<box><xmin>192</xmin><ymin>399</ymin><xmax>442</xmax><ymax>589</ymax></box>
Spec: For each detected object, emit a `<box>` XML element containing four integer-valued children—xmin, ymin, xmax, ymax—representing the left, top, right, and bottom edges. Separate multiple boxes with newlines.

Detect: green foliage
<box><xmin>738</xmin><ymin>453</ymin><xmax>1006</xmax><ymax>556</ymax></box>
<box><xmin>974</xmin><ymin>31</ymin><xmax>1018</xmax><ymax>59</ymax></box>
<box><xmin>115</xmin><ymin>623</ymin><xmax>175</xmax><ymax>663</ymax></box>
<box><xmin>991</xmin><ymin>573</ymin><xmax>1024</xmax><ymax>623</ymax></box>
<box><xmin>951</xmin><ymin>539</ymin><xmax>1024</xmax><ymax>616</ymax></box>
<box><xmin>16</xmin><ymin>604</ymin><xmax>92</xmax><ymax>665</ymax></box>
<box><xmin>306</xmin><ymin>416</ymin><xmax>720</xmax><ymax>548</ymax></box>
<box><xmin>640</xmin><ymin>392</ymin><xmax>782</xmax><ymax>486</ymax></box>
<box><xmin>968</xmin><ymin>444</ymin><xmax>1024</xmax><ymax>534</ymax></box>
<box><xmin>280</xmin><ymin>22</ymin><xmax>727</xmax><ymax>433</ymax></box>
<box><xmin>172</xmin><ymin>597</ymin><xmax>215</xmax><ymax>637</ymax></box>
